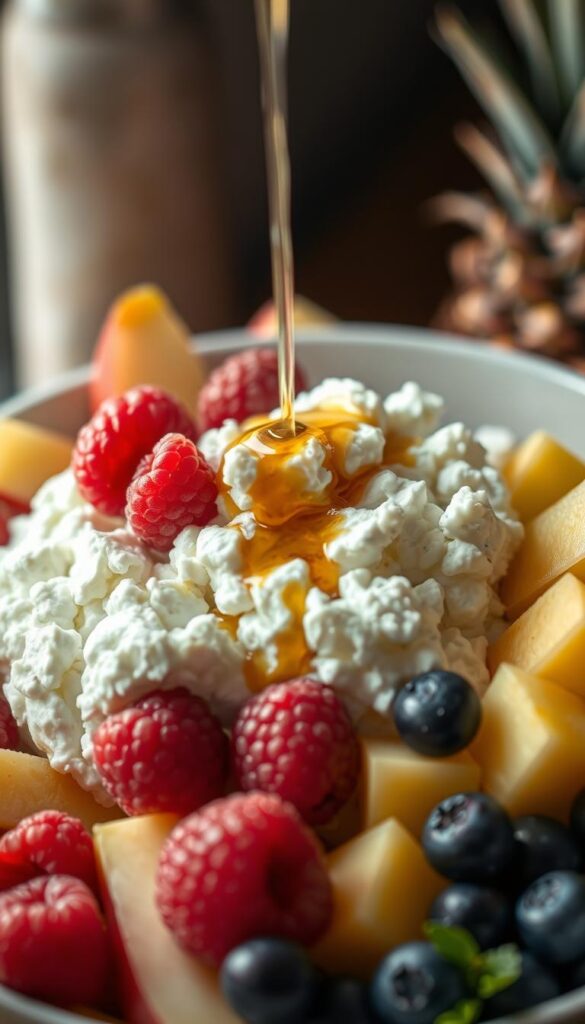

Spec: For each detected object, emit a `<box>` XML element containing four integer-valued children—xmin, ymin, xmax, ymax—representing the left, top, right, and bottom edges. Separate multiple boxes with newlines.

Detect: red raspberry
<box><xmin>73</xmin><ymin>385</ymin><xmax>198</xmax><ymax>516</ymax></box>
<box><xmin>92</xmin><ymin>688</ymin><xmax>229</xmax><ymax>816</ymax></box>
<box><xmin>0</xmin><ymin>874</ymin><xmax>109</xmax><ymax>1006</ymax></box>
<box><xmin>0</xmin><ymin>694</ymin><xmax>19</xmax><ymax>751</ymax></box>
<box><xmin>232</xmin><ymin>679</ymin><xmax>360</xmax><ymax>825</ymax></box>
<box><xmin>0</xmin><ymin>811</ymin><xmax>98</xmax><ymax>895</ymax></box>
<box><xmin>156</xmin><ymin>792</ymin><xmax>332</xmax><ymax>967</ymax></box>
<box><xmin>197</xmin><ymin>347</ymin><xmax>308</xmax><ymax>430</ymax></box>
<box><xmin>125</xmin><ymin>433</ymin><xmax>218</xmax><ymax>551</ymax></box>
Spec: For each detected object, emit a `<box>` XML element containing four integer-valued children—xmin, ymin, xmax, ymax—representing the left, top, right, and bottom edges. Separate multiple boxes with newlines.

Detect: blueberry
<box><xmin>516</xmin><ymin>871</ymin><xmax>585</xmax><ymax>965</ymax></box>
<box><xmin>564</xmin><ymin>957</ymin><xmax>585</xmax><ymax>993</ymax></box>
<box><xmin>429</xmin><ymin>883</ymin><xmax>510</xmax><ymax>950</ymax></box>
<box><xmin>514</xmin><ymin>815</ymin><xmax>582</xmax><ymax>887</ymax></box>
<box><xmin>393</xmin><ymin>670</ymin><xmax>482</xmax><ymax>757</ymax></box>
<box><xmin>220</xmin><ymin>938</ymin><xmax>318</xmax><ymax>1024</ymax></box>
<box><xmin>570</xmin><ymin>788</ymin><xmax>585</xmax><ymax>849</ymax></box>
<box><xmin>422</xmin><ymin>792</ymin><xmax>516</xmax><ymax>883</ymax></box>
<box><xmin>370</xmin><ymin>941</ymin><xmax>468</xmax><ymax>1024</ymax></box>
<box><xmin>308</xmin><ymin>977</ymin><xmax>374</xmax><ymax>1023</ymax></box>
<box><xmin>481</xmin><ymin>951</ymin><xmax>560</xmax><ymax>1019</ymax></box>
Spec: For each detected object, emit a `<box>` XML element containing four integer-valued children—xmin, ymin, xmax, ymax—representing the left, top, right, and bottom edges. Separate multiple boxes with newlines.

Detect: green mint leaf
<box><xmin>435</xmin><ymin>998</ymin><xmax>482</xmax><ymax>1024</ymax></box>
<box><xmin>477</xmin><ymin>944</ymin><xmax>522</xmax><ymax>999</ymax></box>
<box><xmin>424</xmin><ymin>921</ymin><xmax>481</xmax><ymax>970</ymax></box>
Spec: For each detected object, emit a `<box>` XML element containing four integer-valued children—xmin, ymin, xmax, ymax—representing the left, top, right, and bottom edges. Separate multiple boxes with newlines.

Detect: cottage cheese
<box><xmin>0</xmin><ymin>378</ymin><xmax>523</xmax><ymax>797</ymax></box>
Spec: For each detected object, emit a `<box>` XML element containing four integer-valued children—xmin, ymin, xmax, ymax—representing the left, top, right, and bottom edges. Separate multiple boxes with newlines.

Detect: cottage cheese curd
<box><xmin>0</xmin><ymin>378</ymin><xmax>523</xmax><ymax>799</ymax></box>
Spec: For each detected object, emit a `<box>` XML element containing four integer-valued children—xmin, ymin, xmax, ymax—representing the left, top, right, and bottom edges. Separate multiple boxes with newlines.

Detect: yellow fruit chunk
<box><xmin>95</xmin><ymin>815</ymin><xmax>239</xmax><ymax>1024</ymax></box>
<box><xmin>90</xmin><ymin>284</ymin><xmax>204</xmax><ymax>415</ymax></box>
<box><xmin>503</xmin><ymin>431</ymin><xmax>585</xmax><ymax>521</ymax></box>
<box><xmin>316</xmin><ymin>789</ymin><xmax>362</xmax><ymax>850</ymax></box>
<box><xmin>248</xmin><ymin>295</ymin><xmax>336</xmax><ymax>338</ymax></box>
<box><xmin>489</xmin><ymin>573</ymin><xmax>585</xmax><ymax>696</ymax></box>
<box><xmin>362</xmin><ymin>739</ymin><xmax>481</xmax><ymax>837</ymax></box>
<box><xmin>312</xmin><ymin>818</ymin><xmax>443</xmax><ymax>979</ymax></box>
<box><xmin>0</xmin><ymin>418</ymin><xmax>72</xmax><ymax>505</ymax></box>
<box><xmin>472</xmin><ymin>663</ymin><xmax>585</xmax><ymax>820</ymax></box>
<box><xmin>0</xmin><ymin>749</ymin><xmax>120</xmax><ymax>830</ymax></box>
<box><xmin>501</xmin><ymin>480</ymin><xmax>585</xmax><ymax>618</ymax></box>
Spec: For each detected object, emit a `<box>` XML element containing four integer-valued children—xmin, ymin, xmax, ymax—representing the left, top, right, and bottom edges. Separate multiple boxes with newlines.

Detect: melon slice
<box><xmin>503</xmin><ymin>431</ymin><xmax>585</xmax><ymax>521</ymax></box>
<box><xmin>0</xmin><ymin>419</ymin><xmax>73</xmax><ymax>505</ymax></box>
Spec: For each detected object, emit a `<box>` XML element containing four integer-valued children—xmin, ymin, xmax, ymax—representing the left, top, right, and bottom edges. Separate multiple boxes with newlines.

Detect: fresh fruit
<box><xmin>0</xmin><ymin>874</ymin><xmax>108</xmax><ymax>1006</ymax></box>
<box><xmin>516</xmin><ymin>871</ymin><xmax>585</xmax><ymax>965</ymax></box>
<box><xmin>90</xmin><ymin>285</ymin><xmax>204</xmax><ymax>414</ymax></box>
<box><xmin>571</xmin><ymin>789</ymin><xmax>585</xmax><ymax>850</ymax></box>
<box><xmin>156</xmin><ymin>792</ymin><xmax>332</xmax><ymax>968</ymax></box>
<box><xmin>0</xmin><ymin>810</ymin><xmax>98</xmax><ymax>894</ymax></box>
<box><xmin>0</xmin><ymin>419</ymin><xmax>72</xmax><ymax>505</ymax></box>
<box><xmin>309</xmin><ymin>977</ymin><xmax>374</xmax><ymax>1024</ymax></box>
<box><xmin>126</xmin><ymin>434</ymin><xmax>218</xmax><ymax>551</ymax></box>
<box><xmin>513</xmin><ymin>815</ymin><xmax>582</xmax><ymax>888</ymax></box>
<box><xmin>220</xmin><ymin>938</ymin><xmax>318</xmax><ymax>1024</ymax></box>
<box><xmin>503</xmin><ymin>432</ymin><xmax>585</xmax><ymax>522</ymax></box>
<box><xmin>489</xmin><ymin>572</ymin><xmax>585</xmax><ymax>695</ymax></box>
<box><xmin>95</xmin><ymin>814</ymin><xmax>240</xmax><ymax>1024</ymax></box>
<box><xmin>312</xmin><ymin>818</ymin><xmax>444</xmax><ymax>980</ymax></box>
<box><xmin>393</xmin><ymin>670</ymin><xmax>482</xmax><ymax>757</ymax></box>
<box><xmin>0</xmin><ymin>749</ymin><xmax>121</xmax><ymax>831</ymax></box>
<box><xmin>247</xmin><ymin>296</ymin><xmax>335</xmax><ymax>339</ymax></box>
<box><xmin>472</xmin><ymin>664</ymin><xmax>585</xmax><ymax>820</ymax></box>
<box><xmin>362</xmin><ymin>738</ymin><xmax>481</xmax><ymax>837</ymax></box>
<box><xmin>73</xmin><ymin>385</ymin><xmax>198</xmax><ymax>516</ymax></box>
<box><xmin>501</xmin><ymin>480</ymin><xmax>585</xmax><ymax>618</ymax></box>
<box><xmin>232</xmin><ymin>679</ymin><xmax>360</xmax><ymax>826</ymax></box>
<box><xmin>429</xmin><ymin>883</ymin><xmax>510</xmax><ymax>951</ymax></box>
<box><xmin>422</xmin><ymin>792</ymin><xmax>516</xmax><ymax>883</ymax></box>
<box><xmin>370</xmin><ymin>941</ymin><xmax>468</xmax><ymax>1024</ymax></box>
<box><xmin>197</xmin><ymin>347</ymin><xmax>307</xmax><ymax>431</ymax></box>
<box><xmin>0</xmin><ymin>694</ymin><xmax>19</xmax><ymax>751</ymax></box>
<box><xmin>482</xmin><ymin>951</ymin><xmax>560</xmax><ymax>1019</ymax></box>
<box><xmin>93</xmin><ymin>688</ymin><xmax>228</xmax><ymax>816</ymax></box>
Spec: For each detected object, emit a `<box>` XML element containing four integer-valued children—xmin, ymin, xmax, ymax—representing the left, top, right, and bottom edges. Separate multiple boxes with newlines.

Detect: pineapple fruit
<box><xmin>434</xmin><ymin>2</ymin><xmax>585</xmax><ymax>366</ymax></box>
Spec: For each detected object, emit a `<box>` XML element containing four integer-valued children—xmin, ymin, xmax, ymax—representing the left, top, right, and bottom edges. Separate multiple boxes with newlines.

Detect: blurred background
<box><xmin>0</xmin><ymin>0</ymin><xmax>487</xmax><ymax>394</ymax></box>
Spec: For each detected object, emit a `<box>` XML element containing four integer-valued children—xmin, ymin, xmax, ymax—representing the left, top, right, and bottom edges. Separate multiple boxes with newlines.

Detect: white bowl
<box><xmin>2</xmin><ymin>324</ymin><xmax>585</xmax><ymax>1024</ymax></box>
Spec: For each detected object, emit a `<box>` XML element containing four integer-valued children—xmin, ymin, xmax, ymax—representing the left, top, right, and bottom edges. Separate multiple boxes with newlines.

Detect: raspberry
<box><xmin>73</xmin><ymin>385</ymin><xmax>198</xmax><ymax>515</ymax></box>
<box><xmin>232</xmin><ymin>679</ymin><xmax>360</xmax><ymax>825</ymax></box>
<box><xmin>92</xmin><ymin>688</ymin><xmax>229</xmax><ymax>816</ymax></box>
<box><xmin>0</xmin><ymin>811</ymin><xmax>98</xmax><ymax>895</ymax></box>
<box><xmin>125</xmin><ymin>434</ymin><xmax>218</xmax><ymax>551</ymax></box>
<box><xmin>197</xmin><ymin>347</ymin><xmax>307</xmax><ymax>430</ymax></box>
<box><xmin>0</xmin><ymin>693</ymin><xmax>19</xmax><ymax>751</ymax></box>
<box><xmin>0</xmin><ymin>874</ymin><xmax>109</xmax><ymax>1006</ymax></box>
<box><xmin>156</xmin><ymin>792</ymin><xmax>332</xmax><ymax>967</ymax></box>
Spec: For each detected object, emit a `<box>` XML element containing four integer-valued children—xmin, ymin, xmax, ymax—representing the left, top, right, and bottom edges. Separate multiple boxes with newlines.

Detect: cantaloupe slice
<box><xmin>0</xmin><ymin>419</ymin><xmax>73</xmax><ymax>505</ymax></box>
<box><xmin>311</xmin><ymin>818</ymin><xmax>443</xmax><ymax>979</ymax></box>
<box><xmin>0</xmin><ymin>749</ymin><xmax>120</xmax><ymax>830</ymax></box>
<box><xmin>472</xmin><ymin>664</ymin><xmax>585</xmax><ymax>821</ymax></box>
<box><xmin>362</xmin><ymin>739</ymin><xmax>481</xmax><ymax>837</ymax></box>
<box><xmin>503</xmin><ymin>431</ymin><xmax>585</xmax><ymax>521</ymax></box>
<box><xmin>489</xmin><ymin>573</ymin><xmax>585</xmax><ymax>695</ymax></box>
<box><xmin>247</xmin><ymin>295</ymin><xmax>336</xmax><ymax>338</ymax></box>
<box><xmin>501</xmin><ymin>480</ymin><xmax>585</xmax><ymax>618</ymax></box>
<box><xmin>95</xmin><ymin>815</ymin><xmax>239</xmax><ymax>1024</ymax></box>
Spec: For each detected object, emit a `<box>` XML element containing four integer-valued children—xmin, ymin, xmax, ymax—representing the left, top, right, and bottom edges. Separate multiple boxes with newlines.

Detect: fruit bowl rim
<box><xmin>0</xmin><ymin>321</ymin><xmax>584</xmax><ymax>1024</ymax></box>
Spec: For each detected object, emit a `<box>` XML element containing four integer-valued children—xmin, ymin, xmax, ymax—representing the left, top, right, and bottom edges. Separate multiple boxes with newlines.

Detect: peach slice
<box><xmin>0</xmin><ymin>419</ymin><xmax>73</xmax><ymax>505</ymax></box>
<box><xmin>503</xmin><ymin>431</ymin><xmax>585</xmax><ymax>522</ymax></box>
<box><xmin>90</xmin><ymin>285</ymin><xmax>204</xmax><ymax>416</ymax></box>
<box><xmin>247</xmin><ymin>295</ymin><xmax>336</xmax><ymax>338</ymax></box>
<box><xmin>95</xmin><ymin>815</ymin><xmax>239</xmax><ymax>1024</ymax></box>
<box><xmin>0</xmin><ymin>750</ymin><xmax>120</xmax><ymax>831</ymax></box>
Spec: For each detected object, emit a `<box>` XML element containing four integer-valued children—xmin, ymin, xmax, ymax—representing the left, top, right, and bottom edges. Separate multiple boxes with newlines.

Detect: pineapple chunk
<box><xmin>504</xmin><ymin>431</ymin><xmax>585</xmax><ymax>521</ymax></box>
<box><xmin>489</xmin><ymin>573</ymin><xmax>585</xmax><ymax>696</ymax></box>
<box><xmin>472</xmin><ymin>664</ymin><xmax>585</xmax><ymax>820</ymax></box>
<box><xmin>312</xmin><ymin>818</ymin><xmax>443</xmax><ymax>979</ymax></box>
<box><xmin>95</xmin><ymin>815</ymin><xmax>239</xmax><ymax>1024</ymax></box>
<box><xmin>501</xmin><ymin>480</ymin><xmax>585</xmax><ymax>618</ymax></box>
<box><xmin>0</xmin><ymin>418</ymin><xmax>73</xmax><ymax>505</ymax></box>
<box><xmin>0</xmin><ymin>749</ymin><xmax>120</xmax><ymax>830</ymax></box>
<box><xmin>362</xmin><ymin>739</ymin><xmax>481</xmax><ymax>837</ymax></box>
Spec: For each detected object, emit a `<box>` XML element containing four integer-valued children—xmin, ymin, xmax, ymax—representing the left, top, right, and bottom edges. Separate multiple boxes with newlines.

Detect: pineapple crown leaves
<box><xmin>424</xmin><ymin>921</ymin><xmax>522</xmax><ymax>1024</ymax></box>
<box><xmin>433</xmin><ymin>1</ymin><xmax>585</xmax><ymax>215</ymax></box>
